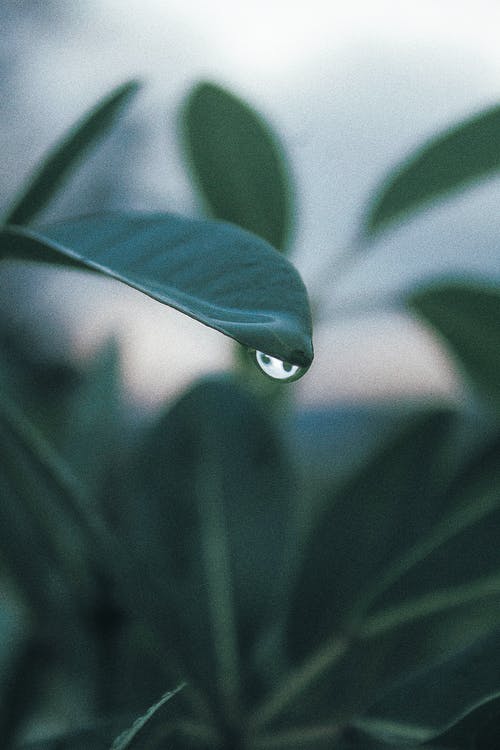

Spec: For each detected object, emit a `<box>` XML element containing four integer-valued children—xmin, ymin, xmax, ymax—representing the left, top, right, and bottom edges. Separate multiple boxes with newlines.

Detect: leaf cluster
<box><xmin>0</xmin><ymin>76</ymin><xmax>499</xmax><ymax>750</ymax></box>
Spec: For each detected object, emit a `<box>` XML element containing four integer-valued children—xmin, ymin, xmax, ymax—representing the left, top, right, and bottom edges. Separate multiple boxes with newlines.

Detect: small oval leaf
<box><xmin>363</xmin><ymin>103</ymin><xmax>500</xmax><ymax>236</ymax></box>
<box><xmin>181</xmin><ymin>81</ymin><xmax>293</xmax><ymax>251</ymax></box>
<box><xmin>4</xmin><ymin>80</ymin><xmax>141</xmax><ymax>227</ymax></box>
<box><xmin>0</xmin><ymin>212</ymin><xmax>313</xmax><ymax>367</ymax></box>
<box><xmin>408</xmin><ymin>281</ymin><xmax>500</xmax><ymax>412</ymax></box>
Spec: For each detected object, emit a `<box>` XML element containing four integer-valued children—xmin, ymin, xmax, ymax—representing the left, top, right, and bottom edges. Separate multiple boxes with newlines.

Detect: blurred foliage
<box><xmin>0</xmin><ymin>72</ymin><xmax>499</xmax><ymax>750</ymax></box>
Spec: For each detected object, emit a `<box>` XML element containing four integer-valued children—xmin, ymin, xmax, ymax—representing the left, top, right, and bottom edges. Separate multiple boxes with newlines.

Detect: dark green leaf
<box><xmin>181</xmin><ymin>81</ymin><xmax>293</xmax><ymax>251</ymax></box>
<box><xmin>355</xmin><ymin>628</ymin><xmax>500</xmax><ymax>745</ymax></box>
<box><xmin>248</xmin><ymin>411</ymin><xmax>456</xmax><ymax>729</ymax></box>
<box><xmin>0</xmin><ymin>212</ymin><xmax>313</xmax><ymax>367</ymax></box>
<box><xmin>4</xmin><ymin>81</ymin><xmax>140</xmax><ymax>226</ymax></box>
<box><xmin>266</xmin><ymin>414</ymin><xmax>500</xmax><ymax>729</ymax></box>
<box><xmin>408</xmin><ymin>282</ymin><xmax>500</xmax><ymax>413</ymax></box>
<box><xmin>117</xmin><ymin>377</ymin><xmax>296</xmax><ymax>713</ymax></box>
<box><xmin>56</xmin><ymin>339</ymin><xmax>123</xmax><ymax>496</ymax></box>
<box><xmin>287</xmin><ymin>410</ymin><xmax>456</xmax><ymax>663</ymax></box>
<box><xmin>363</xmin><ymin>102</ymin><xmax>500</xmax><ymax>236</ymax></box>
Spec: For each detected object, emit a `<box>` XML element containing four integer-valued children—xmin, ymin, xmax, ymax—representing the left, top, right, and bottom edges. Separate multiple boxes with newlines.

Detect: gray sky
<box><xmin>2</xmin><ymin>0</ymin><xmax>500</xmax><ymax>408</ymax></box>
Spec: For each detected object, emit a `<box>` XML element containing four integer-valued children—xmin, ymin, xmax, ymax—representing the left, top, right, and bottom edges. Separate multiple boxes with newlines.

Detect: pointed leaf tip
<box><xmin>1</xmin><ymin>212</ymin><xmax>313</xmax><ymax>369</ymax></box>
<box><xmin>363</xmin><ymin>102</ymin><xmax>500</xmax><ymax>237</ymax></box>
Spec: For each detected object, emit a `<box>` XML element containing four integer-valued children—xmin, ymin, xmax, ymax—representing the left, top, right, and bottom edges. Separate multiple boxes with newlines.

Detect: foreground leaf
<box><xmin>182</xmin><ymin>81</ymin><xmax>293</xmax><ymax>251</ymax></box>
<box><xmin>408</xmin><ymin>282</ymin><xmax>500</xmax><ymax>413</ymax></box>
<box><xmin>111</xmin><ymin>684</ymin><xmax>184</xmax><ymax>750</ymax></box>
<box><xmin>0</xmin><ymin>212</ymin><xmax>313</xmax><ymax>367</ymax></box>
<box><xmin>118</xmin><ymin>377</ymin><xmax>296</xmax><ymax>713</ymax></box>
<box><xmin>363</xmin><ymin>102</ymin><xmax>500</xmax><ymax>236</ymax></box>
<box><xmin>4</xmin><ymin>80</ymin><xmax>140</xmax><ymax>226</ymax></box>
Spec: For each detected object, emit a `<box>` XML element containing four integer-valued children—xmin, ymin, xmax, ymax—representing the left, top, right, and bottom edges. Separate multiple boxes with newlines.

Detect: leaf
<box><xmin>117</xmin><ymin>377</ymin><xmax>297</xmax><ymax>713</ymax></box>
<box><xmin>4</xmin><ymin>80</ymin><xmax>140</xmax><ymax>226</ymax></box>
<box><xmin>261</xmin><ymin>414</ymin><xmax>500</xmax><ymax>729</ymax></box>
<box><xmin>181</xmin><ymin>81</ymin><xmax>293</xmax><ymax>251</ymax></box>
<box><xmin>56</xmin><ymin>339</ymin><xmax>123</xmax><ymax>496</ymax></box>
<box><xmin>408</xmin><ymin>281</ymin><xmax>500</xmax><ymax>413</ymax></box>
<box><xmin>248</xmin><ymin>411</ymin><xmax>456</xmax><ymax>729</ymax></box>
<box><xmin>110</xmin><ymin>684</ymin><xmax>184</xmax><ymax>750</ymax></box>
<box><xmin>354</xmin><ymin>627</ymin><xmax>500</xmax><ymax>745</ymax></box>
<box><xmin>0</xmin><ymin>212</ymin><xmax>313</xmax><ymax>367</ymax></box>
<box><xmin>287</xmin><ymin>409</ymin><xmax>456</xmax><ymax>663</ymax></box>
<box><xmin>363</xmin><ymin>102</ymin><xmax>500</xmax><ymax>236</ymax></box>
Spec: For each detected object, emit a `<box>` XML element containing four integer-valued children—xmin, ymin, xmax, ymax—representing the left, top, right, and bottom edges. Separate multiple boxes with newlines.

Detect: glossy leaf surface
<box><xmin>0</xmin><ymin>212</ymin><xmax>313</xmax><ymax>366</ymax></box>
<box><xmin>182</xmin><ymin>81</ymin><xmax>293</xmax><ymax>251</ymax></box>
<box><xmin>409</xmin><ymin>282</ymin><xmax>500</xmax><ymax>411</ymax></box>
<box><xmin>4</xmin><ymin>80</ymin><xmax>140</xmax><ymax>226</ymax></box>
<box><xmin>364</xmin><ymin>103</ymin><xmax>500</xmax><ymax>236</ymax></box>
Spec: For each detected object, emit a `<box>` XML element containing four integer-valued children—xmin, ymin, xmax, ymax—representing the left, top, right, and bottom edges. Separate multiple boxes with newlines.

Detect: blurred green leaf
<box><xmin>56</xmin><ymin>339</ymin><xmax>123</xmax><ymax>496</ymax></box>
<box><xmin>181</xmin><ymin>81</ymin><xmax>293</xmax><ymax>251</ymax></box>
<box><xmin>408</xmin><ymin>282</ymin><xmax>500</xmax><ymax>413</ymax></box>
<box><xmin>249</xmin><ymin>411</ymin><xmax>455</xmax><ymax>729</ymax></box>
<box><xmin>4</xmin><ymin>81</ymin><xmax>140</xmax><ymax>227</ymax></box>
<box><xmin>118</xmin><ymin>377</ymin><xmax>296</xmax><ymax>715</ymax></box>
<box><xmin>287</xmin><ymin>410</ymin><xmax>456</xmax><ymax>663</ymax></box>
<box><xmin>0</xmin><ymin>212</ymin><xmax>313</xmax><ymax>367</ymax></box>
<box><xmin>355</xmin><ymin>628</ymin><xmax>500</xmax><ymax>745</ymax></box>
<box><xmin>363</xmin><ymin>102</ymin><xmax>500</xmax><ymax>236</ymax></box>
<box><xmin>261</xmin><ymin>413</ymin><xmax>500</xmax><ymax>730</ymax></box>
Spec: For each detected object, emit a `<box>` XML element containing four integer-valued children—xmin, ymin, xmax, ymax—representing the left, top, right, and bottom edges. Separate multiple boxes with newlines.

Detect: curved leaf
<box><xmin>363</xmin><ymin>103</ymin><xmax>500</xmax><ymax>236</ymax></box>
<box><xmin>355</xmin><ymin>628</ymin><xmax>500</xmax><ymax>745</ymax></box>
<box><xmin>0</xmin><ymin>212</ymin><xmax>313</xmax><ymax>367</ymax></box>
<box><xmin>4</xmin><ymin>80</ymin><xmax>140</xmax><ymax>226</ymax></box>
<box><xmin>111</xmin><ymin>684</ymin><xmax>184</xmax><ymax>750</ymax></box>
<box><xmin>181</xmin><ymin>81</ymin><xmax>293</xmax><ymax>251</ymax></box>
<box><xmin>408</xmin><ymin>282</ymin><xmax>500</xmax><ymax>412</ymax></box>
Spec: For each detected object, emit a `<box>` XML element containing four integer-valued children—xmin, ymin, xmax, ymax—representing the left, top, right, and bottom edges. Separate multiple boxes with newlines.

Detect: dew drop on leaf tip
<box><xmin>254</xmin><ymin>350</ymin><xmax>308</xmax><ymax>382</ymax></box>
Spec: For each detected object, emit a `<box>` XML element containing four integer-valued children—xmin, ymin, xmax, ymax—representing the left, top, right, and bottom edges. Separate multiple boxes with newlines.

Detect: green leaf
<box><xmin>363</xmin><ymin>102</ymin><xmax>500</xmax><ymax>236</ymax></box>
<box><xmin>4</xmin><ymin>80</ymin><xmax>140</xmax><ymax>226</ymax></box>
<box><xmin>259</xmin><ymin>414</ymin><xmax>500</xmax><ymax>730</ymax></box>
<box><xmin>118</xmin><ymin>377</ymin><xmax>296</xmax><ymax>713</ymax></box>
<box><xmin>181</xmin><ymin>81</ymin><xmax>293</xmax><ymax>251</ymax></box>
<box><xmin>56</xmin><ymin>339</ymin><xmax>123</xmax><ymax>496</ymax></box>
<box><xmin>287</xmin><ymin>410</ymin><xmax>456</xmax><ymax>663</ymax></box>
<box><xmin>249</xmin><ymin>411</ymin><xmax>456</xmax><ymax>729</ymax></box>
<box><xmin>355</xmin><ymin>628</ymin><xmax>500</xmax><ymax>745</ymax></box>
<box><xmin>110</xmin><ymin>684</ymin><xmax>184</xmax><ymax>750</ymax></box>
<box><xmin>408</xmin><ymin>281</ymin><xmax>500</xmax><ymax>413</ymax></box>
<box><xmin>0</xmin><ymin>212</ymin><xmax>313</xmax><ymax>367</ymax></box>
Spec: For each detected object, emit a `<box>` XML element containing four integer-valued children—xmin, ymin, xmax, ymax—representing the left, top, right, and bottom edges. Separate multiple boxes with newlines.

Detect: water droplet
<box><xmin>255</xmin><ymin>351</ymin><xmax>307</xmax><ymax>382</ymax></box>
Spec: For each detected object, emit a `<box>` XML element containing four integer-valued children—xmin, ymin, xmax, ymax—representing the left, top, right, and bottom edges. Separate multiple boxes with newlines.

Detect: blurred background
<box><xmin>1</xmin><ymin>0</ymin><xmax>500</xmax><ymax>410</ymax></box>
